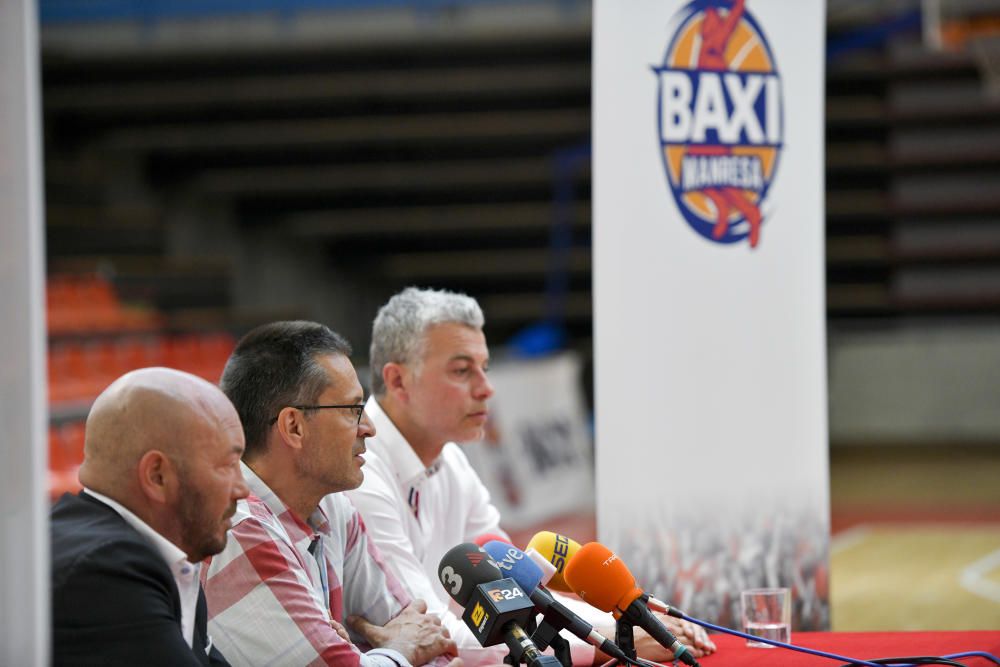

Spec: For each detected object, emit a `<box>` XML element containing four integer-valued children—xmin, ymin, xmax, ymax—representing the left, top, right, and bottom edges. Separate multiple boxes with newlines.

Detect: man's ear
<box><xmin>274</xmin><ymin>407</ymin><xmax>307</xmax><ymax>451</ymax></box>
<box><xmin>137</xmin><ymin>449</ymin><xmax>174</xmax><ymax>504</ymax></box>
<box><xmin>382</xmin><ymin>362</ymin><xmax>409</xmax><ymax>403</ymax></box>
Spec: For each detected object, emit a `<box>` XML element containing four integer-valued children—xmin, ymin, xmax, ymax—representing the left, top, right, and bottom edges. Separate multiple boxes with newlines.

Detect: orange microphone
<box><xmin>563</xmin><ymin>542</ymin><xmax>698</xmax><ymax>667</ymax></box>
<box><xmin>562</xmin><ymin>542</ymin><xmax>641</xmax><ymax>615</ymax></box>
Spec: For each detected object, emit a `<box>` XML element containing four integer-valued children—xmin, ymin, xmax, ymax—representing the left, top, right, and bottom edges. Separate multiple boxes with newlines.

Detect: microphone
<box><xmin>473</xmin><ymin>533</ymin><xmax>511</xmax><ymax>547</ymax></box>
<box><xmin>563</xmin><ymin>542</ymin><xmax>698</xmax><ymax>667</ymax></box>
<box><xmin>437</xmin><ymin>542</ymin><xmax>505</xmax><ymax>606</ymax></box>
<box><xmin>525</xmin><ymin>535</ymin><xmax>682</xmax><ymax>618</ymax></box>
<box><xmin>471</xmin><ymin>532</ymin><xmax>558</xmax><ymax>586</ymax></box>
<box><xmin>645</xmin><ymin>595</ymin><xmax>685</xmax><ymax>620</ymax></box>
<box><xmin>480</xmin><ymin>542</ymin><xmax>543</xmax><ymax>594</ymax></box>
<box><xmin>524</xmin><ymin>548</ymin><xmax>557</xmax><ymax>586</ymax></box>
<box><xmin>438</xmin><ymin>543</ymin><xmax>561</xmax><ymax>667</ymax></box>
<box><xmin>482</xmin><ymin>541</ymin><xmax>631</xmax><ymax>664</ymax></box>
<box><xmin>525</xmin><ymin>531</ymin><xmax>582</xmax><ymax>594</ymax></box>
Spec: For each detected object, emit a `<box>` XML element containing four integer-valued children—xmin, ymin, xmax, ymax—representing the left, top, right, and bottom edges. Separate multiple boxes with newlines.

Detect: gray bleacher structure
<box><xmin>39</xmin><ymin>0</ymin><xmax>1000</xmax><ymax>444</ymax></box>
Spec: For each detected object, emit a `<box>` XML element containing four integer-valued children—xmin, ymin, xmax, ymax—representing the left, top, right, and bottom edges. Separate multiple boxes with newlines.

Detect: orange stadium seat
<box><xmin>46</xmin><ymin>273</ymin><xmax>237</xmax><ymax>502</ymax></box>
<box><xmin>48</xmin><ymin>422</ymin><xmax>84</xmax><ymax>501</ymax></box>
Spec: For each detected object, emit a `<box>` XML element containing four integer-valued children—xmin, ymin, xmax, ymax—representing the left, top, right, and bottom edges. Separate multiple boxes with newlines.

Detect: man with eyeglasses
<box><xmin>202</xmin><ymin>320</ymin><xmax>459</xmax><ymax>667</ymax></box>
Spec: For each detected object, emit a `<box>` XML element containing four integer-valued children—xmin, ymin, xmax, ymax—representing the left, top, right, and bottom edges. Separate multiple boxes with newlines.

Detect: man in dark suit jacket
<box><xmin>50</xmin><ymin>367</ymin><xmax>250</xmax><ymax>666</ymax></box>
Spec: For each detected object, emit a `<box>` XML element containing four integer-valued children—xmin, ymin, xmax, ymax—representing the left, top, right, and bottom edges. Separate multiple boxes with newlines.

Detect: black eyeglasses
<box><xmin>269</xmin><ymin>404</ymin><xmax>366</xmax><ymax>426</ymax></box>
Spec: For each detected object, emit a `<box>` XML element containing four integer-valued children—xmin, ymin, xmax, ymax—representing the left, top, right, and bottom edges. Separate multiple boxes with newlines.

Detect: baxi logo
<box><xmin>654</xmin><ymin>0</ymin><xmax>782</xmax><ymax>249</ymax></box>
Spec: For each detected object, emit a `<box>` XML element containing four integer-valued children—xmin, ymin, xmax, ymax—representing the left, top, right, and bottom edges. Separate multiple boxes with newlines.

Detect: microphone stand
<box><xmin>503</xmin><ymin>615</ymin><xmax>537</xmax><ymax>666</ymax></box>
<box><xmin>529</xmin><ymin>619</ymin><xmax>573</xmax><ymax>667</ymax></box>
<box><xmin>503</xmin><ymin>617</ymin><xmax>564</xmax><ymax>667</ymax></box>
<box><xmin>614</xmin><ymin>617</ymin><xmax>637</xmax><ymax>665</ymax></box>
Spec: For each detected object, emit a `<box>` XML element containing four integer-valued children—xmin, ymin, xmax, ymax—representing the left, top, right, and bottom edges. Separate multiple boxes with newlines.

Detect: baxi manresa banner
<box><xmin>592</xmin><ymin>0</ymin><xmax>829</xmax><ymax>629</ymax></box>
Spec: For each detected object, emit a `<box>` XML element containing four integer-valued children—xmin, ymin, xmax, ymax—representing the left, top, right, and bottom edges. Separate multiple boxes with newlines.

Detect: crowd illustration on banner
<box><xmin>609</xmin><ymin>504</ymin><xmax>830</xmax><ymax>631</ymax></box>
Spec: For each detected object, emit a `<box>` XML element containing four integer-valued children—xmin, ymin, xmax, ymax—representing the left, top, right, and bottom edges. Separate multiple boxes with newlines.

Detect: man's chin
<box><xmin>454</xmin><ymin>426</ymin><xmax>486</xmax><ymax>445</ymax></box>
<box><xmin>209</xmin><ymin>521</ymin><xmax>236</xmax><ymax>555</ymax></box>
<box><xmin>328</xmin><ymin>469</ymin><xmax>365</xmax><ymax>494</ymax></box>
<box><xmin>206</xmin><ymin>533</ymin><xmax>230</xmax><ymax>560</ymax></box>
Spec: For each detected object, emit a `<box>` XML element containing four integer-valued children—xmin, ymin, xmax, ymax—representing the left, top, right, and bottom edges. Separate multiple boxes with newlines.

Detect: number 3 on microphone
<box><xmin>439</xmin><ymin>566</ymin><xmax>463</xmax><ymax>595</ymax></box>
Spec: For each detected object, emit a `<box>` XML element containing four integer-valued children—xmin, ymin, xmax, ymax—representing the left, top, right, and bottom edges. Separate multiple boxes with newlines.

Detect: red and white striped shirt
<box><xmin>203</xmin><ymin>462</ymin><xmax>412</xmax><ymax>667</ymax></box>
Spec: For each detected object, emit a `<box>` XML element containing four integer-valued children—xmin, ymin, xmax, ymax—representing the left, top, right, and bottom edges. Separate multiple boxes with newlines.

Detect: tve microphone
<box><xmin>483</xmin><ymin>541</ymin><xmax>631</xmax><ymax>665</ymax></box>
<box><xmin>438</xmin><ymin>543</ymin><xmax>561</xmax><ymax>667</ymax></box>
<box><xmin>563</xmin><ymin>543</ymin><xmax>698</xmax><ymax>667</ymax></box>
<box><xmin>525</xmin><ymin>548</ymin><xmax>557</xmax><ymax>586</ymax></box>
<box><xmin>482</xmin><ymin>541</ymin><xmax>542</xmax><ymax>592</ymax></box>
<box><xmin>525</xmin><ymin>531</ymin><xmax>581</xmax><ymax>594</ymax></box>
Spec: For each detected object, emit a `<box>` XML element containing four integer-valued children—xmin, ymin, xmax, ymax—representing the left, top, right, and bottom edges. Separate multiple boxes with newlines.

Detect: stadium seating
<box><xmin>46</xmin><ymin>273</ymin><xmax>236</xmax><ymax>500</ymax></box>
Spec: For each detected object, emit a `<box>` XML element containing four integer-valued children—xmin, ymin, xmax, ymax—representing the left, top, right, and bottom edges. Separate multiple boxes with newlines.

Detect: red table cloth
<box><xmin>696</xmin><ymin>630</ymin><xmax>1000</xmax><ymax>666</ymax></box>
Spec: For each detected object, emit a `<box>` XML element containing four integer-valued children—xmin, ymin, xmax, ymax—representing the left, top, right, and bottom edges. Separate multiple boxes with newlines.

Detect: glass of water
<box><xmin>740</xmin><ymin>588</ymin><xmax>791</xmax><ymax>648</ymax></box>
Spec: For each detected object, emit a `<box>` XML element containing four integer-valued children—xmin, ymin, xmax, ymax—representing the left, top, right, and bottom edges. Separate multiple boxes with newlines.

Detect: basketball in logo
<box><xmin>654</xmin><ymin>0</ymin><xmax>783</xmax><ymax>249</ymax></box>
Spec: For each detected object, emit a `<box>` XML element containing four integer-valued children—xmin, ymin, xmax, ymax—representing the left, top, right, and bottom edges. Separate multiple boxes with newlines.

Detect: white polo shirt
<box><xmin>346</xmin><ymin>397</ymin><xmax>598</xmax><ymax>666</ymax></box>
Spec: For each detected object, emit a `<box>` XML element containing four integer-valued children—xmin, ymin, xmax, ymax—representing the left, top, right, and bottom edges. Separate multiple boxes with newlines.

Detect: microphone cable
<box><xmin>944</xmin><ymin>653</ymin><xmax>1000</xmax><ymax>666</ymax></box>
<box><xmin>678</xmin><ymin>613</ymin><xmax>1000</xmax><ymax>667</ymax></box>
<box><xmin>834</xmin><ymin>654</ymin><xmax>1000</xmax><ymax>667</ymax></box>
<box><xmin>832</xmin><ymin>657</ymin><xmax>967</xmax><ymax>667</ymax></box>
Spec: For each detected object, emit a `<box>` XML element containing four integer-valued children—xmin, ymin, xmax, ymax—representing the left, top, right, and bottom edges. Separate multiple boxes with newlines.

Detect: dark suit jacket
<box><xmin>50</xmin><ymin>492</ymin><xmax>230</xmax><ymax>667</ymax></box>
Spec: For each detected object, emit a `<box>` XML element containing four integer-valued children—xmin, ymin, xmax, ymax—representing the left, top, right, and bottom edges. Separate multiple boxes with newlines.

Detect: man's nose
<box><xmin>358</xmin><ymin>410</ymin><xmax>376</xmax><ymax>438</ymax></box>
<box><xmin>473</xmin><ymin>371</ymin><xmax>494</xmax><ymax>400</ymax></box>
<box><xmin>233</xmin><ymin>471</ymin><xmax>250</xmax><ymax>500</ymax></box>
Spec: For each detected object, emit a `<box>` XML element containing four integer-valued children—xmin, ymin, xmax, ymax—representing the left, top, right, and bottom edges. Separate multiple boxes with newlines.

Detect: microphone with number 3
<box><xmin>438</xmin><ymin>543</ymin><xmax>562</xmax><ymax>667</ymax></box>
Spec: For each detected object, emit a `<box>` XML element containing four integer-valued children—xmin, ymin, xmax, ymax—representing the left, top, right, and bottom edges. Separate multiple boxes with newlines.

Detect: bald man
<box><xmin>50</xmin><ymin>367</ymin><xmax>249</xmax><ymax>666</ymax></box>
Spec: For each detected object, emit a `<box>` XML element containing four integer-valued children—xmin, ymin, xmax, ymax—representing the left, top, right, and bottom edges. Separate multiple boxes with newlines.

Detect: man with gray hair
<box><xmin>347</xmin><ymin>287</ymin><xmax>715</xmax><ymax>666</ymax></box>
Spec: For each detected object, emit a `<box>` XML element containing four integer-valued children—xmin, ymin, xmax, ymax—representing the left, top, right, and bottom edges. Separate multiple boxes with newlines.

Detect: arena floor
<box><xmin>829</xmin><ymin>445</ymin><xmax>1000</xmax><ymax>631</ymax></box>
<box><xmin>510</xmin><ymin>445</ymin><xmax>1000</xmax><ymax>632</ymax></box>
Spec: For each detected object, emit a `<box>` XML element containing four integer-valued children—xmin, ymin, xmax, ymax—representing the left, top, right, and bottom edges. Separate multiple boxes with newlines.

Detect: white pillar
<box><xmin>0</xmin><ymin>0</ymin><xmax>50</xmax><ymax>663</ymax></box>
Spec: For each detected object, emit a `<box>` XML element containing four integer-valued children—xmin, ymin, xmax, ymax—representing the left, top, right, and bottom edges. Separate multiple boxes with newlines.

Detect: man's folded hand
<box><xmin>349</xmin><ymin>599</ymin><xmax>459</xmax><ymax>666</ymax></box>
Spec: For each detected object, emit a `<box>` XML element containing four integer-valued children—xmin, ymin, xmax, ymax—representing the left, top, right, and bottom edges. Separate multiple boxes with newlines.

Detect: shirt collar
<box><xmin>365</xmin><ymin>396</ymin><xmax>444</xmax><ymax>487</ymax></box>
<box><xmin>239</xmin><ymin>461</ymin><xmax>331</xmax><ymax>543</ymax></box>
<box><xmin>83</xmin><ymin>487</ymin><xmax>193</xmax><ymax>570</ymax></box>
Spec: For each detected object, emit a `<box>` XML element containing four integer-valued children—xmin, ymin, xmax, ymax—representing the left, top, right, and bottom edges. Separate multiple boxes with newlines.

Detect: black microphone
<box><xmin>482</xmin><ymin>541</ymin><xmax>631</xmax><ymax>664</ymax></box>
<box><xmin>437</xmin><ymin>542</ymin><xmax>505</xmax><ymax>606</ymax></box>
<box><xmin>438</xmin><ymin>543</ymin><xmax>562</xmax><ymax>667</ymax></box>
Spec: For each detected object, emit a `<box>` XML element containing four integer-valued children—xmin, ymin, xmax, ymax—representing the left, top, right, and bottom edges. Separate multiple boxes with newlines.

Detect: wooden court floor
<box><xmin>829</xmin><ymin>446</ymin><xmax>1000</xmax><ymax>631</ymax></box>
<box><xmin>510</xmin><ymin>446</ymin><xmax>1000</xmax><ymax>632</ymax></box>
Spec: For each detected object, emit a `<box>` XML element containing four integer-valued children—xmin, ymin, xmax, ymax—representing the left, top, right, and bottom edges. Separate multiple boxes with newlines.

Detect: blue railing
<box><xmin>826</xmin><ymin>8</ymin><xmax>921</xmax><ymax>60</ymax></box>
<box><xmin>39</xmin><ymin>0</ymin><xmax>536</xmax><ymax>24</ymax></box>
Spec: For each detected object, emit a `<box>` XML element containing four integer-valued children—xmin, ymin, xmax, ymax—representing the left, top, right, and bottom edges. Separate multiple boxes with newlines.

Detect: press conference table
<box><xmin>697</xmin><ymin>630</ymin><xmax>1000</xmax><ymax>666</ymax></box>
